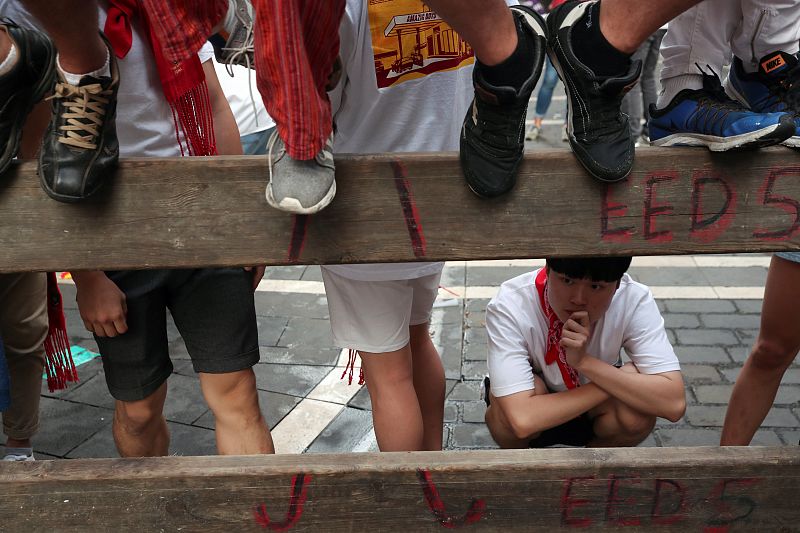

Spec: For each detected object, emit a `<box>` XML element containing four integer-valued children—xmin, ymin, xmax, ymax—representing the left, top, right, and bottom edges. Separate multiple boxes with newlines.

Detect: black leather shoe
<box><xmin>39</xmin><ymin>36</ymin><xmax>119</xmax><ymax>202</ymax></box>
<box><xmin>0</xmin><ymin>19</ymin><xmax>56</xmax><ymax>175</ymax></box>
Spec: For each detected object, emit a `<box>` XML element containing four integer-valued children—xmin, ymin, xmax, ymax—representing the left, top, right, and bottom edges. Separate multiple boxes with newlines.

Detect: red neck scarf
<box><xmin>44</xmin><ymin>273</ymin><xmax>77</xmax><ymax>392</ymax></box>
<box><xmin>535</xmin><ymin>269</ymin><xmax>581</xmax><ymax>390</ymax></box>
<box><xmin>104</xmin><ymin>0</ymin><xmax>217</xmax><ymax>157</ymax></box>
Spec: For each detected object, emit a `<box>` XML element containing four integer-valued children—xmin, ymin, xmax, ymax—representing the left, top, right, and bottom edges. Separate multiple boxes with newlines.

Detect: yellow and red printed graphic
<box><xmin>368</xmin><ymin>0</ymin><xmax>473</xmax><ymax>88</ymax></box>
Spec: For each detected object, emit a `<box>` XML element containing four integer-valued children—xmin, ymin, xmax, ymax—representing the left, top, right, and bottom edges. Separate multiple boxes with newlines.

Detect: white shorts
<box><xmin>321</xmin><ymin>269</ymin><xmax>442</xmax><ymax>353</ymax></box>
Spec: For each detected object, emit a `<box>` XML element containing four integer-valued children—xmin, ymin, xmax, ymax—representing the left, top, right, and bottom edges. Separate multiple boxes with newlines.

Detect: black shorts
<box><xmin>528</xmin><ymin>413</ymin><xmax>595</xmax><ymax>448</ymax></box>
<box><xmin>95</xmin><ymin>268</ymin><xmax>260</xmax><ymax>402</ymax></box>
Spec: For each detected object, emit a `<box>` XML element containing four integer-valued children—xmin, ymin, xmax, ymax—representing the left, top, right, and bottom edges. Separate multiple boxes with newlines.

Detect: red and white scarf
<box><xmin>535</xmin><ymin>269</ymin><xmax>581</xmax><ymax>390</ymax></box>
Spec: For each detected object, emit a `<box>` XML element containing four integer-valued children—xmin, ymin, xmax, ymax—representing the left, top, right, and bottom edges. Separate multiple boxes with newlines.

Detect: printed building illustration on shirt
<box><xmin>368</xmin><ymin>0</ymin><xmax>473</xmax><ymax>88</ymax></box>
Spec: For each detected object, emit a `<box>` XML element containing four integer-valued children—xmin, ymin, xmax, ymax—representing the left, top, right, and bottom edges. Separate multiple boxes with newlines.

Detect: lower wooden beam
<box><xmin>1</xmin><ymin>148</ymin><xmax>799</xmax><ymax>273</ymax></box>
<box><xmin>1</xmin><ymin>447</ymin><xmax>799</xmax><ymax>531</ymax></box>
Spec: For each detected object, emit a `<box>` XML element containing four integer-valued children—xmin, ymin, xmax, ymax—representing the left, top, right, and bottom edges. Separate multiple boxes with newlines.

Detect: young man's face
<box><xmin>546</xmin><ymin>268</ymin><xmax>620</xmax><ymax>324</ymax></box>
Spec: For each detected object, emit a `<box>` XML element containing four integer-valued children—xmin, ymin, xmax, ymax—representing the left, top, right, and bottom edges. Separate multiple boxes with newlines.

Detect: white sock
<box><xmin>57</xmin><ymin>46</ymin><xmax>110</xmax><ymax>85</ymax></box>
<box><xmin>656</xmin><ymin>74</ymin><xmax>704</xmax><ymax>108</ymax></box>
<box><xmin>0</xmin><ymin>42</ymin><xmax>18</xmax><ymax>76</ymax></box>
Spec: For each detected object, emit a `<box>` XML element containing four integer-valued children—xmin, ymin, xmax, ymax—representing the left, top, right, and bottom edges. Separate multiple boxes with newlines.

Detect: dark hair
<box><xmin>545</xmin><ymin>257</ymin><xmax>633</xmax><ymax>282</ymax></box>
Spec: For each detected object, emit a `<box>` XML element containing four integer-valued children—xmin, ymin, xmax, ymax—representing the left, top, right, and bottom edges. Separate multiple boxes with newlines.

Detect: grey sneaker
<box><xmin>265</xmin><ymin>129</ymin><xmax>336</xmax><ymax>214</ymax></box>
<box><xmin>217</xmin><ymin>0</ymin><xmax>255</xmax><ymax>68</ymax></box>
<box><xmin>3</xmin><ymin>449</ymin><xmax>35</xmax><ymax>461</ymax></box>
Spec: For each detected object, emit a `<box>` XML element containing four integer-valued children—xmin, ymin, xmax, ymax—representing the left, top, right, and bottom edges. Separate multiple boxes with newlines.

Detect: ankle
<box><xmin>479</xmin><ymin>14</ymin><xmax>535</xmax><ymax>90</ymax></box>
<box><xmin>56</xmin><ymin>36</ymin><xmax>110</xmax><ymax>83</ymax></box>
<box><xmin>5</xmin><ymin>438</ymin><xmax>31</xmax><ymax>448</ymax></box>
<box><xmin>570</xmin><ymin>1</ymin><xmax>631</xmax><ymax>77</ymax></box>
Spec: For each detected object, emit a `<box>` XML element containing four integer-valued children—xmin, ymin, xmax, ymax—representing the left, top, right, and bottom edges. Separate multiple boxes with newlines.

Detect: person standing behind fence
<box><xmin>8</xmin><ymin>2</ymin><xmax>273</xmax><ymax>458</ymax></box>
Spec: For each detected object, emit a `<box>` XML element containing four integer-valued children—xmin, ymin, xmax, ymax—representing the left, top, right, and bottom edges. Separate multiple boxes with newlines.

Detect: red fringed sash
<box><xmin>44</xmin><ymin>273</ymin><xmax>77</xmax><ymax>392</ymax></box>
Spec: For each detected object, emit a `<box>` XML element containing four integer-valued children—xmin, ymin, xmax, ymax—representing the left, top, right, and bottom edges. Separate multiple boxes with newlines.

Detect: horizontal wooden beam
<box><xmin>1</xmin><ymin>447</ymin><xmax>798</xmax><ymax>531</ymax></box>
<box><xmin>1</xmin><ymin>147</ymin><xmax>799</xmax><ymax>272</ymax></box>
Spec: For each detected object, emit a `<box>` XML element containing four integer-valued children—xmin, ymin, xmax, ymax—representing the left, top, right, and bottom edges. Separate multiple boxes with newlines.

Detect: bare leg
<box><xmin>0</xmin><ymin>27</ymin><xmax>11</xmax><ymax>60</ymax></box>
<box><xmin>199</xmin><ymin>369</ymin><xmax>274</xmax><ymax>454</ymax></box>
<box><xmin>721</xmin><ymin>256</ymin><xmax>800</xmax><ymax>445</ymax></box>
<box><xmin>409</xmin><ymin>323</ymin><xmax>445</xmax><ymax>450</ymax></box>
<box><xmin>360</xmin><ymin>346</ymin><xmax>424</xmax><ymax>451</ymax></box>
<box><xmin>423</xmin><ymin>0</ymin><xmax>517</xmax><ymax>66</ymax></box>
<box><xmin>20</xmin><ymin>0</ymin><xmax>106</xmax><ymax>73</ymax></box>
<box><xmin>599</xmin><ymin>0</ymin><xmax>703</xmax><ymax>54</ymax></box>
<box><xmin>484</xmin><ymin>374</ymin><xmax>549</xmax><ymax>449</ymax></box>
<box><xmin>113</xmin><ymin>382</ymin><xmax>170</xmax><ymax>457</ymax></box>
<box><xmin>588</xmin><ymin>398</ymin><xmax>655</xmax><ymax>447</ymax></box>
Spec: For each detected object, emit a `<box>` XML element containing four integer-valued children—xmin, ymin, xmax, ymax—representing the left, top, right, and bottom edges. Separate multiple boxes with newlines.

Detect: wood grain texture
<box><xmin>1</xmin><ymin>147</ymin><xmax>799</xmax><ymax>273</ymax></box>
<box><xmin>0</xmin><ymin>447</ymin><xmax>798</xmax><ymax>531</ymax></box>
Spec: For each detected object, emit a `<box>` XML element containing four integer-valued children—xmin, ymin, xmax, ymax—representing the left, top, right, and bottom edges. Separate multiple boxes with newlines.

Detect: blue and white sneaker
<box><xmin>727</xmin><ymin>51</ymin><xmax>800</xmax><ymax>149</ymax></box>
<box><xmin>648</xmin><ymin>69</ymin><xmax>795</xmax><ymax>151</ymax></box>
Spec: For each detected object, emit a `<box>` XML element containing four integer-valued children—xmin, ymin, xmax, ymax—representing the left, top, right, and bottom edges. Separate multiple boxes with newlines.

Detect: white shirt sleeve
<box><xmin>486</xmin><ymin>292</ymin><xmax>537</xmax><ymax>398</ymax></box>
<box><xmin>198</xmin><ymin>42</ymin><xmax>215</xmax><ymax>64</ymax></box>
<box><xmin>622</xmin><ymin>290</ymin><xmax>681</xmax><ymax>374</ymax></box>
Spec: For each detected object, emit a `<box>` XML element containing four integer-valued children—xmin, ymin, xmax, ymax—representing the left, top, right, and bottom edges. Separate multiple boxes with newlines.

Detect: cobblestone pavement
<box><xmin>27</xmin><ymin>254</ymin><xmax>799</xmax><ymax>460</ymax></box>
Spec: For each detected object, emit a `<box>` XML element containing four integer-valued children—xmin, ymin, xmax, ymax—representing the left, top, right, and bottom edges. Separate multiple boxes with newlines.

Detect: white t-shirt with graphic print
<box><xmin>486</xmin><ymin>269</ymin><xmax>680</xmax><ymax>397</ymax></box>
<box><xmin>324</xmin><ymin>0</ymin><xmax>515</xmax><ymax>281</ymax></box>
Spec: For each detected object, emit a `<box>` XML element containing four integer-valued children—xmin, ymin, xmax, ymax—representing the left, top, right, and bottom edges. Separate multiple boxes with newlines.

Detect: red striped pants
<box><xmin>141</xmin><ymin>0</ymin><xmax>344</xmax><ymax>160</ymax></box>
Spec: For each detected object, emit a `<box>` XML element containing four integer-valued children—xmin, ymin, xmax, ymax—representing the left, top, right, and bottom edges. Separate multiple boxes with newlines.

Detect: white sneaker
<box><xmin>3</xmin><ymin>451</ymin><xmax>35</xmax><ymax>462</ymax></box>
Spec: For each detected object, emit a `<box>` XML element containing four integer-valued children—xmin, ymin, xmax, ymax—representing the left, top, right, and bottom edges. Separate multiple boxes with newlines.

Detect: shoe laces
<box><xmin>472</xmin><ymin>96</ymin><xmax>527</xmax><ymax>152</ymax></box>
<box><xmin>687</xmin><ymin>65</ymin><xmax>748</xmax><ymax>133</ymax></box>
<box><xmin>763</xmin><ymin>60</ymin><xmax>800</xmax><ymax>115</ymax></box>
<box><xmin>48</xmin><ymin>81</ymin><xmax>112</xmax><ymax>150</ymax></box>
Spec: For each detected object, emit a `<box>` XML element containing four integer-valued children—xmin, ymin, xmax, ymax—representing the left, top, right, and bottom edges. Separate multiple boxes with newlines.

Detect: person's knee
<box><xmin>750</xmin><ymin>338</ymin><xmax>798</xmax><ymax>372</ymax></box>
<box><xmin>115</xmin><ymin>399</ymin><xmax>163</xmax><ymax>436</ymax></box>
<box><xmin>203</xmin><ymin>370</ymin><xmax>263</xmax><ymax>423</ymax></box>
<box><xmin>616</xmin><ymin>407</ymin><xmax>656</xmax><ymax>442</ymax></box>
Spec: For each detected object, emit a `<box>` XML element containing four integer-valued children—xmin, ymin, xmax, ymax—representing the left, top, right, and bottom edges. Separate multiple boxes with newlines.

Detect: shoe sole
<box><xmin>726</xmin><ymin>80</ymin><xmax>800</xmax><ymax>150</ymax></box>
<box><xmin>546</xmin><ymin>2</ymin><xmax>632</xmax><ymax>183</ymax></box>
<box><xmin>0</xmin><ymin>36</ymin><xmax>56</xmax><ymax>176</ymax></box>
<box><xmin>650</xmin><ymin>122</ymin><xmax>795</xmax><ymax>152</ymax></box>
<box><xmin>265</xmin><ymin>180</ymin><xmax>337</xmax><ymax>215</ymax></box>
<box><xmin>783</xmin><ymin>136</ymin><xmax>800</xmax><ymax>149</ymax></box>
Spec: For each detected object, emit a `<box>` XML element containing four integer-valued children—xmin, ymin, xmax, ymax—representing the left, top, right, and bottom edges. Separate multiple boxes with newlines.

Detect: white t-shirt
<box><xmin>3</xmin><ymin>1</ymin><xmax>214</xmax><ymax>158</ymax></box>
<box><xmin>212</xmin><ymin>60</ymin><xmax>275</xmax><ymax>137</ymax></box>
<box><xmin>323</xmin><ymin>0</ymin><xmax>520</xmax><ymax>281</ymax></box>
<box><xmin>486</xmin><ymin>269</ymin><xmax>680</xmax><ymax>397</ymax></box>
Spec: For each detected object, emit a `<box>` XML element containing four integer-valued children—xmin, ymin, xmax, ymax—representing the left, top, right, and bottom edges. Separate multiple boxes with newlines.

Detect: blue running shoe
<box><xmin>727</xmin><ymin>51</ymin><xmax>800</xmax><ymax>149</ymax></box>
<box><xmin>648</xmin><ymin>69</ymin><xmax>795</xmax><ymax>151</ymax></box>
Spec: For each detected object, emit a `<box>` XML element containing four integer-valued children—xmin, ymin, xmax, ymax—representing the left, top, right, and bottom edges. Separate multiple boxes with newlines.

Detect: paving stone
<box><xmin>258</xmin><ymin>346</ymin><xmax>340</xmax><ymax>366</ymax></box>
<box><xmin>263</xmin><ymin>266</ymin><xmax>305</xmax><ymax>280</ymax></box>
<box><xmin>278</xmin><ymin>317</ymin><xmax>332</xmax><ymax>348</ymax></box>
<box><xmin>655</xmin><ymin>428</ymin><xmax>720</xmax><ymax>446</ymax></box>
<box><xmin>167</xmin><ymin>338</ymin><xmax>192</xmax><ymax>360</ymax></box>
<box><xmin>680</xmin><ymin>365</ymin><xmax>722</xmax><ymax>383</ymax></box>
<box><xmin>442</xmin><ymin>426</ymin><xmax>452</xmax><ymax>449</ymax></box>
<box><xmin>700</xmin><ymin>314</ymin><xmax>761</xmax><ymax>330</ymax></box>
<box><xmin>735</xmin><ymin>329</ymin><xmax>759</xmax><ymax>345</ymax></box>
<box><xmin>632</xmin><ymin>267</ymin><xmax>710</xmax><ymax>287</ymax></box>
<box><xmin>35</xmin><ymin>397</ymin><xmax>112</xmax><ymax>457</ymax></box>
<box><xmin>734</xmin><ymin>299</ymin><xmax>763</xmax><ymax>314</ymax></box>
<box><xmin>666</xmin><ymin>329</ymin><xmax>676</xmax><ymax>345</ymax></box>
<box><xmin>464</xmin><ymin>325</ymin><xmax>487</xmax><ymax>346</ymax></box>
<box><xmin>778</xmin><ymin>430</ymin><xmax>800</xmax><ymax>446</ymax></box>
<box><xmin>466</xmin><ymin>266</ymin><xmax>531</xmax><ymax>286</ymax></box>
<box><xmin>307</xmin><ymin>407</ymin><xmax>374</xmax><ymax>453</ymax></box>
<box><xmin>664</xmin><ymin>300</ymin><xmax>736</xmax><ymax>314</ymax></box>
<box><xmin>463</xmin><ymin>339</ymin><xmax>489</xmax><ymax>362</ymax></box>
<box><xmin>161</xmin><ymin>374</ymin><xmax>209</xmax><ymax>424</ymax></box>
<box><xmin>445</xmin><ymin>379</ymin><xmax>458</xmax><ymax>396</ymax></box>
<box><xmin>674</xmin><ymin>328</ymin><xmax>739</xmax><ymax>346</ymax></box>
<box><xmin>734</xmin><ymin>368</ymin><xmax>800</xmax><ymax>385</ymax></box>
<box><xmin>674</xmin><ymin>346</ymin><xmax>731</xmax><ymax>364</ymax></box>
<box><xmin>301</xmin><ymin>266</ymin><xmax>323</xmax><ymax>282</ymax></box>
<box><xmin>662</xmin><ymin>313</ymin><xmax>700</xmax><ymax>329</ymax></box>
<box><xmin>440</xmin><ymin>264</ymin><xmax>465</xmax><ymax>287</ymax></box>
<box><xmin>462</xmin><ymin>401</ymin><xmax>487</xmax><ymax>423</ymax></box>
<box><xmin>41</xmin><ymin>358</ymin><xmax>105</xmax><ymax>399</ymax></box>
<box><xmin>698</xmin><ymin>266</ymin><xmax>767</xmax><ymax>287</ymax></box>
<box><xmin>254</xmin><ymin>293</ymin><xmax>329</xmax><ymax>320</ymax></box>
<box><xmin>444</xmin><ymin>402</ymin><xmax>458</xmax><ymax>423</ymax></box>
<box><xmin>451</xmin><ymin>423</ymin><xmax>495</xmax><ymax>448</ymax></box>
<box><xmin>464</xmin><ymin>310</ymin><xmax>485</xmax><ymax>329</ymax></box>
<box><xmin>726</xmin><ymin>346</ymin><xmax>751</xmax><ymax>363</ymax></box>
<box><xmin>58</xmin><ymin>283</ymin><xmax>79</xmax><ymax>310</ymax></box>
<box><xmin>252</xmin><ymin>363</ymin><xmax>329</xmax><ymax>397</ymax></box>
<box><xmin>256</xmin><ymin>316</ymin><xmax>289</xmax><ymax>347</ymax></box>
<box><xmin>62</xmin><ymin>372</ymin><xmax>115</xmax><ymax>410</ymax></box>
<box><xmin>348</xmin><ymin>386</ymin><xmax>372</xmax><ymax>411</ymax></box>
<box><xmin>435</xmin><ymin>323</ymin><xmax>463</xmax><ymax>380</ymax></box>
<box><xmin>447</xmin><ymin>381</ymin><xmax>482</xmax><ymax>401</ymax></box>
<box><xmin>637</xmin><ymin>433</ymin><xmax>658</xmax><ymax>447</ymax></box>
<box><xmin>429</xmin><ymin>304</ymin><xmax>463</xmax><ymax>326</ymax></box>
<box><xmin>685</xmin><ymin>405</ymin><xmax>798</xmax><ymax>427</ymax></box>
<box><xmin>462</xmin><ymin>360</ymin><xmax>488</xmax><ymax>381</ymax></box>
<box><xmin>464</xmin><ymin>299</ymin><xmax>491</xmax><ymax>313</ymax></box>
<box><xmin>749</xmin><ymin>430</ymin><xmax>785</xmax><ymax>446</ymax></box>
<box><xmin>193</xmin><ymin>390</ymin><xmax>301</xmax><ymax>430</ymax></box>
<box><xmin>172</xmin><ymin>359</ymin><xmax>196</xmax><ymax>376</ymax></box>
<box><xmin>693</xmin><ymin>385</ymin><xmax>733</xmax><ymax>404</ymax></box>
<box><xmin>67</xmin><ymin>421</ymin><xmax>217</xmax><ymax>458</ymax></box>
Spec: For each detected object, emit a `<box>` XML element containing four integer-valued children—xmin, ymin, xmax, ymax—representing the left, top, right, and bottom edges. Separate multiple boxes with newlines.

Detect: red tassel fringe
<box><xmin>45</xmin><ymin>273</ymin><xmax>78</xmax><ymax>392</ymax></box>
<box><xmin>340</xmin><ymin>349</ymin><xmax>364</xmax><ymax>385</ymax></box>
<box><xmin>170</xmin><ymin>81</ymin><xmax>218</xmax><ymax>157</ymax></box>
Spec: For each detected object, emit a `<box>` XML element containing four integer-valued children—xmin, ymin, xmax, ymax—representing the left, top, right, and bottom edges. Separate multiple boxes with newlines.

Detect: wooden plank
<box><xmin>1</xmin><ymin>447</ymin><xmax>798</xmax><ymax>531</ymax></box>
<box><xmin>1</xmin><ymin>147</ymin><xmax>799</xmax><ymax>273</ymax></box>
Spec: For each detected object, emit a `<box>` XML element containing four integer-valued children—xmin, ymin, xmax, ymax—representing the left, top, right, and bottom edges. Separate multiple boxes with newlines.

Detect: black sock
<box><xmin>570</xmin><ymin>1</ymin><xmax>630</xmax><ymax>77</ymax></box>
<box><xmin>480</xmin><ymin>15</ymin><xmax>535</xmax><ymax>91</ymax></box>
